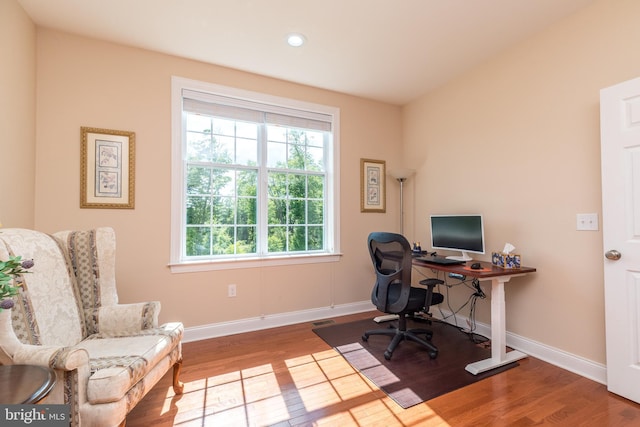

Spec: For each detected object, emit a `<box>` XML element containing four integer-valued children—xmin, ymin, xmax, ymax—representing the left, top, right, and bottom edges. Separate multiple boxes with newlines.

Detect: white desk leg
<box><xmin>465</xmin><ymin>276</ymin><xmax>527</xmax><ymax>375</ymax></box>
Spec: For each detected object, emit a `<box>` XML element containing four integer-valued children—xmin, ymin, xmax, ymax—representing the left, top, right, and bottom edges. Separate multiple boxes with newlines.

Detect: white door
<box><xmin>601</xmin><ymin>76</ymin><xmax>640</xmax><ymax>403</ymax></box>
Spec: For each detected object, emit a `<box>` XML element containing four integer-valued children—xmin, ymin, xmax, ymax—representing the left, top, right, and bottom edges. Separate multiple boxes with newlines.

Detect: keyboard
<box><xmin>416</xmin><ymin>256</ymin><xmax>465</xmax><ymax>265</ymax></box>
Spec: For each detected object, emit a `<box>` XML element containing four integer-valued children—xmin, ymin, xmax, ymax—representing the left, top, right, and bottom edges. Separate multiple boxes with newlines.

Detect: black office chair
<box><xmin>362</xmin><ymin>232</ymin><xmax>444</xmax><ymax>360</ymax></box>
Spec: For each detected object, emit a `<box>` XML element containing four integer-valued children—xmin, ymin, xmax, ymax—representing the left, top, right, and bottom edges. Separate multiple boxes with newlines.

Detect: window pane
<box><xmin>308</xmin><ymin>200</ymin><xmax>323</xmax><ymax>224</ymax></box>
<box><xmin>268</xmin><ymin>172</ymin><xmax>287</xmax><ymax>197</ymax></box>
<box><xmin>213</xmin><ymin>196</ymin><xmax>234</xmax><ymax>224</ymax></box>
<box><xmin>214</xmin><ymin>135</ymin><xmax>235</xmax><ymax>163</ymax></box>
<box><xmin>308</xmin><ymin>226</ymin><xmax>323</xmax><ymax>250</ymax></box>
<box><xmin>307</xmin><ymin>146</ymin><xmax>324</xmax><ymax>171</ymax></box>
<box><xmin>287</xmin><ymin>144</ymin><xmax>305</xmax><ymax>170</ymax></box>
<box><xmin>186</xmin><ymin>227</ymin><xmax>211</xmax><ymax>256</ymax></box>
<box><xmin>287</xmin><ymin>129</ymin><xmax>304</xmax><ymax>145</ymax></box>
<box><xmin>236</xmin><ymin>121</ymin><xmax>257</xmax><ymax>139</ymax></box>
<box><xmin>268</xmin><ymin>199</ymin><xmax>287</xmax><ymax>225</ymax></box>
<box><xmin>237</xmin><ymin>170</ymin><xmax>257</xmax><ymax>196</ymax></box>
<box><xmin>268</xmin><ymin>226</ymin><xmax>287</xmax><ymax>252</ymax></box>
<box><xmin>267</xmin><ymin>141</ymin><xmax>287</xmax><ymax>167</ymax></box>
<box><xmin>212</xmin><ymin>227</ymin><xmax>234</xmax><ymax>255</ymax></box>
<box><xmin>212</xmin><ymin>117</ymin><xmax>235</xmax><ymax>136</ymax></box>
<box><xmin>187</xmin><ymin>114</ymin><xmax>212</xmax><ymax>133</ymax></box>
<box><xmin>237</xmin><ymin>198</ymin><xmax>256</xmax><ymax>225</ymax></box>
<box><xmin>289</xmin><ymin>174</ymin><xmax>306</xmax><ymax>198</ymax></box>
<box><xmin>212</xmin><ymin>169</ymin><xmax>235</xmax><ymax>196</ymax></box>
<box><xmin>288</xmin><ymin>200</ymin><xmax>305</xmax><ymax>224</ymax></box>
<box><xmin>237</xmin><ymin>226</ymin><xmax>257</xmax><ymax>253</ymax></box>
<box><xmin>306</xmin><ymin>130</ymin><xmax>324</xmax><ymax>147</ymax></box>
<box><xmin>186</xmin><ymin>196</ymin><xmax>211</xmax><ymax>225</ymax></box>
<box><xmin>186</xmin><ymin>131</ymin><xmax>213</xmax><ymax>162</ymax></box>
<box><xmin>268</xmin><ymin>125</ymin><xmax>287</xmax><ymax>142</ymax></box>
<box><xmin>187</xmin><ymin>166</ymin><xmax>212</xmax><ymax>195</ymax></box>
<box><xmin>288</xmin><ymin>226</ymin><xmax>306</xmax><ymax>251</ymax></box>
<box><xmin>237</xmin><ymin>138</ymin><xmax>257</xmax><ymax>165</ymax></box>
<box><xmin>308</xmin><ymin>175</ymin><xmax>324</xmax><ymax>198</ymax></box>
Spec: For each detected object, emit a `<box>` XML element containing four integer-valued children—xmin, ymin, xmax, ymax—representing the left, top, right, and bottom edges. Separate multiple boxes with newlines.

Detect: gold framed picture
<box><xmin>80</xmin><ymin>127</ymin><xmax>135</xmax><ymax>209</ymax></box>
<box><xmin>360</xmin><ymin>158</ymin><xmax>386</xmax><ymax>213</ymax></box>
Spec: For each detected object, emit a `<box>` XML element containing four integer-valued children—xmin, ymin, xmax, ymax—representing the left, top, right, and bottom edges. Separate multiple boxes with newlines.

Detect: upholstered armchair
<box><xmin>0</xmin><ymin>227</ymin><xmax>184</xmax><ymax>427</ymax></box>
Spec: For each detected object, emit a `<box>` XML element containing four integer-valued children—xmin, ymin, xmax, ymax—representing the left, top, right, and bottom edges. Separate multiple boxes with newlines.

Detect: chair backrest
<box><xmin>367</xmin><ymin>232</ymin><xmax>413</xmax><ymax>314</ymax></box>
<box><xmin>0</xmin><ymin>228</ymin><xmax>85</xmax><ymax>347</ymax></box>
<box><xmin>53</xmin><ymin>227</ymin><xmax>119</xmax><ymax>335</ymax></box>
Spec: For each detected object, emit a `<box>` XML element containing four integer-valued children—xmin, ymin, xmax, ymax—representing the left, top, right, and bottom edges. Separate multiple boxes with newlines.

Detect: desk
<box><xmin>0</xmin><ymin>364</ymin><xmax>56</xmax><ymax>404</ymax></box>
<box><xmin>413</xmin><ymin>258</ymin><xmax>536</xmax><ymax>375</ymax></box>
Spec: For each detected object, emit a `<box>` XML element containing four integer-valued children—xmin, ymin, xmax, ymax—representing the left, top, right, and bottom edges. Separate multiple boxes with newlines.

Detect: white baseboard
<box><xmin>183</xmin><ymin>302</ymin><xmax>607</xmax><ymax>385</ymax></box>
<box><xmin>432</xmin><ymin>309</ymin><xmax>607</xmax><ymax>385</ymax></box>
<box><xmin>183</xmin><ymin>300</ymin><xmax>375</xmax><ymax>343</ymax></box>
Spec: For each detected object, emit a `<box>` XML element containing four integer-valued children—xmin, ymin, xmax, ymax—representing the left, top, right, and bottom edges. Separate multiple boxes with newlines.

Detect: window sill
<box><xmin>168</xmin><ymin>253</ymin><xmax>343</xmax><ymax>273</ymax></box>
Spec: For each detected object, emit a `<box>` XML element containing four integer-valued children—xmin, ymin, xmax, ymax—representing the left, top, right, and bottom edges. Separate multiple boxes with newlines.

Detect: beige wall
<box><xmin>8</xmin><ymin>0</ymin><xmax>638</xmax><ymax>365</ymax></box>
<box><xmin>32</xmin><ymin>29</ymin><xmax>403</xmax><ymax>327</ymax></box>
<box><xmin>403</xmin><ymin>0</ymin><xmax>640</xmax><ymax>364</ymax></box>
<box><xmin>0</xmin><ymin>0</ymin><xmax>36</xmax><ymax>228</ymax></box>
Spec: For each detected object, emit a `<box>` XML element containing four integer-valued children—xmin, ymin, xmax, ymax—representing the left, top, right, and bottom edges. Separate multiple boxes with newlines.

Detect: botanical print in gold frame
<box><xmin>360</xmin><ymin>158</ymin><xmax>386</xmax><ymax>213</ymax></box>
<box><xmin>81</xmin><ymin>127</ymin><xmax>135</xmax><ymax>209</ymax></box>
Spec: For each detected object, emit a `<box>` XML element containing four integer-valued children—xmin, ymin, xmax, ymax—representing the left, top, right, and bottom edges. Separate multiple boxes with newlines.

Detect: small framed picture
<box><xmin>360</xmin><ymin>158</ymin><xmax>386</xmax><ymax>213</ymax></box>
<box><xmin>80</xmin><ymin>127</ymin><xmax>135</xmax><ymax>209</ymax></box>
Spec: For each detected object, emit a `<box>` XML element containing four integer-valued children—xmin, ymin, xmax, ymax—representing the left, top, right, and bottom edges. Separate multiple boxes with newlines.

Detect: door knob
<box><xmin>605</xmin><ymin>250</ymin><xmax>621</xmax><ymax>260</ymax></box>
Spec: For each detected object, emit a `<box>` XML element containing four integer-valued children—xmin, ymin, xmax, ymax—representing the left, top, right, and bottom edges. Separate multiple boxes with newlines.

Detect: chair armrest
<box><xmin>96</xmin><ymin>301</ymin><xmax>160</xmax><ymax>335</ymax></box>
<box><xmin>0</xmin><ymin>309</ymin><xmax>89</xmax><ymax>370</ymax></box>
<box><xmin>13</xmin><ymin>345</ymin><xmax>89</xmax><ymax>370</ymax></box>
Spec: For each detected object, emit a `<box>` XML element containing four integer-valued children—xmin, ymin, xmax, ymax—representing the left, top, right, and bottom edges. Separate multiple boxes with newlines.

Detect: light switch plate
<box><xmin>577</xmin><ymin>213</ymin><xmax>599</xmax><ymax>231</ymax></box>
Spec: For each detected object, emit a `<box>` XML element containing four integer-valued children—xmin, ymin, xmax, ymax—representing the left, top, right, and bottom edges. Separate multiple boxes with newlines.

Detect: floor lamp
<box><xmin>389</xmin><ymin>168</ymin><xmax>415</xmax><ymax>236</ymax></box>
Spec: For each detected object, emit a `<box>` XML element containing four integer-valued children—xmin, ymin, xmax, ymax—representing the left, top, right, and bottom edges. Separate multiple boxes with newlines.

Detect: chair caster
<box><xmin>384</xmin><ymin>351</ymin><xmax>392</xmax><ymax>360</ymax></box>
<box><xmin>362</xmin><ymin>334</ymin><xmax>369</xmax><ymax>342</ymax></box>
<box><xmin>429</xmin><ymin>350</ymin><xmax>438</xmax><ymax>359</ymax></box>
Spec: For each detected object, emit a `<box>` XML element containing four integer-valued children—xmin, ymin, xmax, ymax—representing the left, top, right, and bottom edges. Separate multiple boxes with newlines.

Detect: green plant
<box><xmin>0</xmin><ymin>256</ymin><xmax>33</xmax><ymax>311</ymax></box>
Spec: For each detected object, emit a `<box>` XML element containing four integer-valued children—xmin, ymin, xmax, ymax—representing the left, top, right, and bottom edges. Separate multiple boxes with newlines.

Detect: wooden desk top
<box><xmin>413</xmin><ymin>258</ymin><xmax>536</xmax><ymax>279</ymax></box>
<box><xmin>0</xmin><ymin>364</ymin><xmax>56</xmax><ymax>404</ymax></box>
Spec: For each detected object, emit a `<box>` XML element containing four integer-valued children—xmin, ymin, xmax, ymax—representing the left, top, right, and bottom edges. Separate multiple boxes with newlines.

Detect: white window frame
<box><xmin>169</xmin><ymin>76</ymin><xmax>341</xmax><ymax>272</ymax></box>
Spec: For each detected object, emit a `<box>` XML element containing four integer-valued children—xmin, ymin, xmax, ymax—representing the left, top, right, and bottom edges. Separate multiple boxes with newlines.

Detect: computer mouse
<box><xmin>471</xmin><ymin>262</ymin><xmax>482</xmax><ymax>270</ymax></box>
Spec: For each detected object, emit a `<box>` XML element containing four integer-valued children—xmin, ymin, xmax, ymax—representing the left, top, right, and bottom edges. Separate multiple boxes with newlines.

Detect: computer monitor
<box><xmin>429</xmin><ymin>214</ymin><xmax>485</xmax><ymax>261</ymax></box>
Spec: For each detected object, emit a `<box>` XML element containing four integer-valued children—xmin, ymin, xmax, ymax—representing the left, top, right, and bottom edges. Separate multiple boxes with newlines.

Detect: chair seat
<box><xmin>78</xmin><ymin>322</ymin><xmax>183</xmax><ymax>404</ymax></box>
<box><xmin>384</xmin><ymin>283</ymin><xmax>443</xmax><ymax>313</ymax></box>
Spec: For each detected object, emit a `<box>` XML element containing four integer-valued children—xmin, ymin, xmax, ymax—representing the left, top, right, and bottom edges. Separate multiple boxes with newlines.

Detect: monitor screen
<box><xmin>430</xmin><ymin>214</ymin><xmax>485</xmax><ymax>261</ymax></box>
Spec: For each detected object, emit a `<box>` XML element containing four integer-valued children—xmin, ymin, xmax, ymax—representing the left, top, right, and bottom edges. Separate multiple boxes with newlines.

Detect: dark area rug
<box><xmin>313</xmin><ymin>317</ymin><xmax>517</xmax><ymax>408</ymax></box>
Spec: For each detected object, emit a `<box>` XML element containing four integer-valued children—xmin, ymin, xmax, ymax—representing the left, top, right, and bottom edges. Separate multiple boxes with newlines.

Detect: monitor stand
<box><xmin>446</xmin><ymin>251</ymin><xmax>473</xmax><ymax>262</ymax></box>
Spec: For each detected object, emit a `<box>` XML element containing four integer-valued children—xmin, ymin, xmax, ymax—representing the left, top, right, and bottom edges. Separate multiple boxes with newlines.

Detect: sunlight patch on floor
<box><xmin>158</xmin><ymin>346</ymin><xmax>450</xmax><ymax>426</ymax></box>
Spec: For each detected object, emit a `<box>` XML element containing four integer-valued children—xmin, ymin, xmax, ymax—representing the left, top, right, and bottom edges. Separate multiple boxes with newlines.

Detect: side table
<box><xmin>0</xmin><ymin>364</ymin><xmax>56</xmax><ymax>404</ymax></box>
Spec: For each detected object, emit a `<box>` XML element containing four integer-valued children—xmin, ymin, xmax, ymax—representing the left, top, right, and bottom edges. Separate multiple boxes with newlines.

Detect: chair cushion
<box><xmin>77</xmin><ymin>322</ymin><xmax>183</xmax><ymax>404</ymax></box>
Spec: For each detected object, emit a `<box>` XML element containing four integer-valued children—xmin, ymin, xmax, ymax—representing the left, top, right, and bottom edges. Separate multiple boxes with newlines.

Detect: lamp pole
<box><xmin>389</xmin><ymin>168</ymin><xmax>415</xmax><ymax>236</ymax></box>
<box><xmin>397</xmin><ymin>177</ymin><xmax>407</xmax><ymax>235</ymax></box>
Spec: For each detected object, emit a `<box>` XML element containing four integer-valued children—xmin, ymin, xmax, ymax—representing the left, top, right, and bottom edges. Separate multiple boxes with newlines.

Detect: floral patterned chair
<box><xmin>0</xmin><ymin>227</ymin><xmax>184</xmax><ymax>427</ymax></box>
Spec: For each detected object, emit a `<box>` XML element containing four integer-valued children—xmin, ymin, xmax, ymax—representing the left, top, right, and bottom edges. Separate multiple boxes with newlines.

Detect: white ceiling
<box><xmin>18</xmin><ymin>0</ymin><xmax>596</xmax><ymax>105</ymax></box>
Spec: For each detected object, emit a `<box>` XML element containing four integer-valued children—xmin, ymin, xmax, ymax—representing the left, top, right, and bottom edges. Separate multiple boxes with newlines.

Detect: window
<box><xmin>170</xmin><ymin>77</ymin><xmax>340</xmax><ymax>271</ymax></box>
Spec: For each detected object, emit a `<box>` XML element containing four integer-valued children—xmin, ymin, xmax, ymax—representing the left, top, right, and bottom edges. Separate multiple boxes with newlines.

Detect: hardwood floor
<box><xmin>126</xmin><ymin>311</ymin><xmax>640</xmax><ymax>426</ymax></box>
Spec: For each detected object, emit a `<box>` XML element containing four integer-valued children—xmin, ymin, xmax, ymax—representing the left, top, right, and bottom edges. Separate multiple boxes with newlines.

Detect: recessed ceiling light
<box><xmin>287</xmin><ymin>33</ymin><xmax>306</xmax><ymax>47</ymax></box>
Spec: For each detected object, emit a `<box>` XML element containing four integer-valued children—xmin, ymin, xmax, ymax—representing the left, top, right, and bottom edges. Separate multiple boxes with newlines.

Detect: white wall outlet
<box><xmin>576</xmin><ymin>213</ymin><xmax>599</xmax><ymax>231</ymax></box>
<box><xmin>228</xmin><ymin>284</ymin><xmax>237</xmax><ymax>297</ymax></box>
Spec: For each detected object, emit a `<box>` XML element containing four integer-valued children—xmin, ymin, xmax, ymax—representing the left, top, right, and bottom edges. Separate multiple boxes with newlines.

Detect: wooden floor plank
<box><xmin>126</xmin><ymin>311</ymin><xmax>640</xmax><ymax>426</ymax></box>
